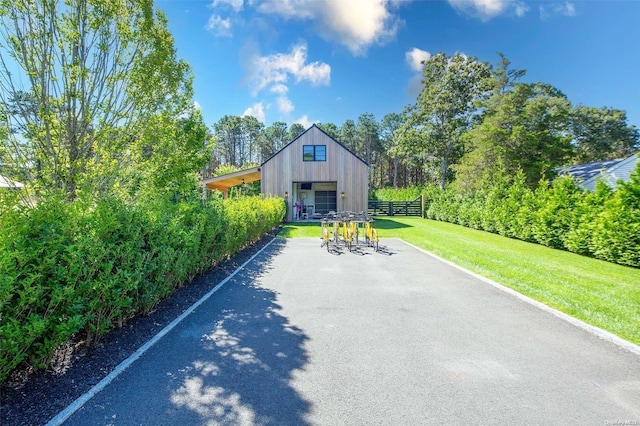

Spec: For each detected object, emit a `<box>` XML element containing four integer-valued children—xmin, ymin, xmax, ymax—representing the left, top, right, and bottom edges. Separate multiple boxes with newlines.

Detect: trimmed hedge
<box><xmin>370</xmin><ymin>186</ymin><xmax>425</xmax><ymax>201</ymax></box>
<box><xmin>423</xmin><ymin>166</ymin><xmax>640</xmax><ymax>269</ymax></box>
<box><xmin>0</xmin><ymin>195</ymin><xmax>285</xmax><ymax>380</ymax></box>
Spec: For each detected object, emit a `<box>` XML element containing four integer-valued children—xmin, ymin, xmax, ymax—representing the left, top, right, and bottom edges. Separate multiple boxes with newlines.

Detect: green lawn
<box><xmin>278</xmin><ymin>217</ymin><xmax>640</xmax><ymax>346</ymax></box>
<box><xmin>278</xmin><ymin>221</ymin><xmax>324</xmax><ymax>238</ymax></box>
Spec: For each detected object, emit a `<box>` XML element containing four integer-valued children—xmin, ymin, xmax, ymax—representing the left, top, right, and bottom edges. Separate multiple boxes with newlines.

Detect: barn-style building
<box><xmin>203</xmin><ymin>124</ymin><xmax>369</xmax><ymax>222</ymax></box>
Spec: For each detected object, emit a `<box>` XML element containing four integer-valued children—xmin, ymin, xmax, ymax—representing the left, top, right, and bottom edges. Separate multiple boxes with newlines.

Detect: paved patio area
<box><xmin>57</xmin><ymin>238</ymin><xmax>640</xmax><ymax>425</ymax></box>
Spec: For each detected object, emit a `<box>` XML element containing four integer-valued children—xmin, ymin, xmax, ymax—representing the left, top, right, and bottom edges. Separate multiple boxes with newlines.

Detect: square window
<box><xmin>303</xmin><ymin>146</ymin><xmax>314</xmax><ymax>161</ymax></box>
<box><xmin>303</xmin><ymin>145</ymin><xmax>326</xmax><ymax>161</ymax></box>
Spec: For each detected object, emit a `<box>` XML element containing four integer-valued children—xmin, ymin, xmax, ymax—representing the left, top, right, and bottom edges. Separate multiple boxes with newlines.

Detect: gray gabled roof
<box><xmin>580</xmin><ymin>153</ymin><xmax>638</xmax><ymax>191</ymax></box>
<box><xmin>555</xmin><ymin>159</ymin><xmax>624</xmax><ymax>182</ymax></box>
<box><xmin>261</xmin><ymin>124</ymin><xmax>368</xmax><ymax>167</ymax></box>
<box><xmin>556</xmin><ymin>153</ymin><xmax>639</xmax><ymax>191</ymax></box>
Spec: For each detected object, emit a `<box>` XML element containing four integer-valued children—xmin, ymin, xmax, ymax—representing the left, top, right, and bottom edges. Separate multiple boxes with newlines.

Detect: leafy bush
<box><xmin>563</xmin><ymin>181</ymin><xmax>612</xmax><ymax>256</ymax></box>
<box><xmin>421</xmin><ymin>185</ymin><xmax>441</xmax><ymax>213</ymax></box>
<box><xmin>422</xmin><ymin>164</ymin><xmax>639</xmax><ymax>269</ymax></box>
<box><xmin>589</xmin><ymin>171</ymin><xmax>640</xmax><ymax>267</ymax></box>
<box><xmin>532</xmin><ymin>177</ymin><xmax>583</xmax><ymax>249</ymax></box>
<box><xmin>0</xmin><ymin>197</ymin><xmax>85</xmax><ymax>373</ymax></box>
<box><xmin>0</xmin><ymin>194</ymin><xmax>285</xmax><ymax>380</ymax></box>
<box><xmin>370</xmin><ymin>186</ymin><xmax>424</xmax><ymax>201</ymax></box>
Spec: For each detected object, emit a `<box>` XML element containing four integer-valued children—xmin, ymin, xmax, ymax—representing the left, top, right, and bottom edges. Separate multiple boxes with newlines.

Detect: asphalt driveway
<box><xmin>54</xmin><ymin>238</ymin><xmax>640</xmax><ymax>425</ymax></box>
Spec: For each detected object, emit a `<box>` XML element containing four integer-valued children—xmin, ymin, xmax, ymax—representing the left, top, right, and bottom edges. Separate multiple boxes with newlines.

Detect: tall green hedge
<box><xmin>369</xmin><ymin>186</ymin><xmax>425</xmax><ymax>201</ymax></box>
<box><xmin>423</xmin><ymin>166</ymin><xmax>640</xmax><ymax>269</ymax></box>
<box><xmin>0</xmin><ymin>194</ymin><xmax>285</xmax><ymax>380</ymax></box>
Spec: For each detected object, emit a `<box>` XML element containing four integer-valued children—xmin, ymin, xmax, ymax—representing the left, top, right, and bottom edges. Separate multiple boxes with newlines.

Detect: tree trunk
<box><xmin>439</xmin><ymin>139</ymin><xmax>455</xmax><ymax>190</ymax></box>
<box><xmin>393</xmin><ymin>158</ymin><xmax>398</xmax><ymax>188</ymax></box>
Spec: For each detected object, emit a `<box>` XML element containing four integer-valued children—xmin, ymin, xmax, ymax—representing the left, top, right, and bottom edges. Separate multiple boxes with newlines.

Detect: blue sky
<box><xmin>157</xmin><ymin>0</ymin><xmax>640</xmax><ymax>129</ymax></box>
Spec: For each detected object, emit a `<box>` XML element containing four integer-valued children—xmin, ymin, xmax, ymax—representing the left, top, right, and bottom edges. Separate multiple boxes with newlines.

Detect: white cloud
<box><xmin>448</xmin><ymin>0</ymin><xmax>508</xmax><ymax>20</ymax></box>
<box><xmin>405</xmin><ymin>48</ymin><xmax>431</xmax><ymax>72</ymax></box>
<box><xmin>210</xmin><ymin>0</ymin><xmax>244</xmax><ymax>12</ymax></box>
<box><xmin>276</xmin><ymin>96</ymin><xmax>294</xmax><ymax>113</ymax></box>
<box><xmin>241</xmin><ymin>42</ymin><xmax>330</xmax><ymax>124</ymax></box>
<box><xmin>562</xmin><ymin>2</ymin><xmax>577</xmax><ymax>16</ymax></box>
<box><xmin>193</xmin><ymin>101</ymin><xmax>202</xmax><ymax>110</ymax></box>
<box><xmin>256</xmin><ymin>0</ymin><xmax>313</xmax><ymax>19</ymax></box>
<box><xmin>320</xmin><ymin>0</ymin><xmax>401</xmax><ymax>55</ymax></box>
<box><xmin>405</xmin><ymin>48</ymin><xmax>430</xmax><ymax>96</ymax></box>
<box><xmin>257</xmin><ymin>0</ymin><xmax>404</xmax><ymax>55</ymax></box>
<box><xmin>206</xmin><ymin>14</ymin><xmax>233</xmax><ymax>37</ymax></box>
<box><xmin>248</xmin><ymin>42</ymin><xmax>330</xmax><ymax>96</ymax></box>
<box><xmin>270</xmin><ymin>83</ymin><xmax>289</xmax><ymax>95</ymax></box>
<box><xmin>540</xmin><ymin>2</ymin><xmax>576</xmax><ymax>19</ymax></box>
<box><xmin>243</xmin><ymin>102</ymin><xmax>266</xmax><ymax>122</ymax></box>
<box><xmin>514</xmin><ymin>2</ymin><xmax>529</xmax><ymax>17</ymax></box>
<box><xmin>447</xmin><ymin>0</ymin><xmax>528</xmax><ymax>20</ymax></box>
<box><xmin>294</xmin><ymin>115</ymin><xmax>314</xmax><ymax>128</ymax></box>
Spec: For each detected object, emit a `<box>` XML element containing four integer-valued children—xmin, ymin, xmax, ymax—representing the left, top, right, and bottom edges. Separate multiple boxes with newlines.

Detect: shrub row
<box><xmin>0</xmin><ymin>194</ymin><xmax>285</xmax><ymax>380</ymax></box>
<box><xmin>370</xmin><ymin>186</ymin><xmax>425</xmax><ymax>201</ymax></box>
<box><xmin>423</xmin><ymin>170</ymin><xmax>640</xmax><ymax>268</ymax></box>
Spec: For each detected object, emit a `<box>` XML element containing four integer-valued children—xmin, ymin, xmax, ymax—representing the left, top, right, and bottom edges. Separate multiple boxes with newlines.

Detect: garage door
<box><xmin>314</xmin><ymin>190</ymin><xmax>337</xmax><ymax>214</ymax></box>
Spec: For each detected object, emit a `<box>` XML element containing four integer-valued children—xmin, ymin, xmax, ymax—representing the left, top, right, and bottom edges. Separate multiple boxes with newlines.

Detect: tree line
<box><xmin>2</xmin><ymin>1</ymin><xmax>637</xmax><ymax>202</ymax></box>
<box><xmin>208</xmin><ymin>52</ymin><xmax>638</xmax><ymax>192</ymax></box>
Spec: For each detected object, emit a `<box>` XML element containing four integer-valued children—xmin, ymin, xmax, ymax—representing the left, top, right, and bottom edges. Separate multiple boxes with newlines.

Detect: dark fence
<box><xmin>367</xmin><ymin>196</ymin><xmax>423</xmax><ymax>217</ymax></box>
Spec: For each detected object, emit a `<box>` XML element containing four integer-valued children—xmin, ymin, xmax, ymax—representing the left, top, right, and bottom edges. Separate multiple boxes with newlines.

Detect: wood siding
<box><xmin>261</xmin><ymin>125</ymin><xmax>369</xmax><ymax>221</ymax></box>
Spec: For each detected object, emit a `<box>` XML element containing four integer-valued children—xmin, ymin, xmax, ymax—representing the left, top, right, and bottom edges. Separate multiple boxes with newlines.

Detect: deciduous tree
<box><xmin>457</xmin><ymin>83</ymin><xmax>573</xmax><ymax>190</ymax></box>
<box><xmin>397</xmin><ymin>52</ymin><xmax>491</xmax><ymax>189</ymax></box>
<box><xmin>0</xmin><ymin>0</ymin><xmax>193</xmax><ymax>200</ymax></box>
<box><xmin>570</xmin><ymin>106</ymin><xmax>639</xmax><ymax>163</ymax></box>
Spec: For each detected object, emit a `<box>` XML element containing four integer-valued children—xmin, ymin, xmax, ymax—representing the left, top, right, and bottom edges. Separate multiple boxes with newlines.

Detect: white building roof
<box><xmin>0</xmin><ymin>175</ymin><xmax>25</xmax><ymax>188</ymax></box>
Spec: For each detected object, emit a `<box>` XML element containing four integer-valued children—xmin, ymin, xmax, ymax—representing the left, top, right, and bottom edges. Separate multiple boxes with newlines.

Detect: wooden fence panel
<box><xmin>367</xmin><ymin>196</ymin><xmax>422</xmax><ymax>217</ymax></box>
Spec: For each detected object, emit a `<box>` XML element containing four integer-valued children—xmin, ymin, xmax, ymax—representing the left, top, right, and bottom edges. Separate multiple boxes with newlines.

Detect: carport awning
<box><xmin>203</xmin><ymin>167</ymin><xmax>261</xmax><ymax>192</ymax></box>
